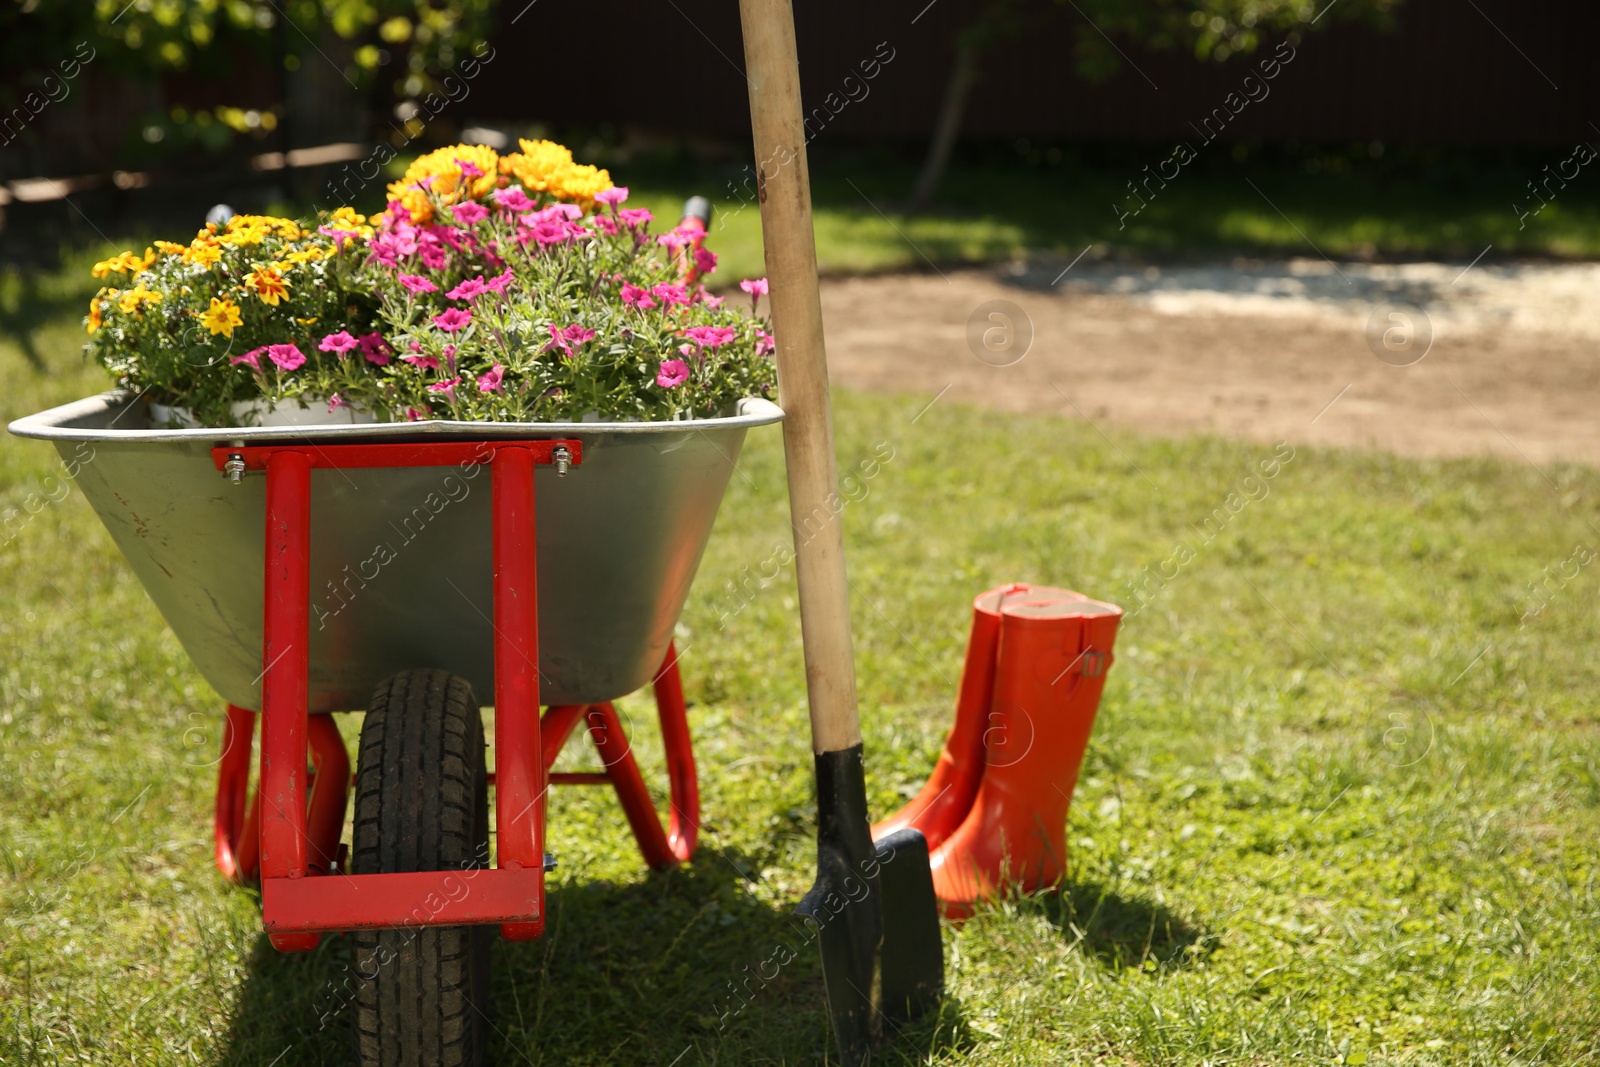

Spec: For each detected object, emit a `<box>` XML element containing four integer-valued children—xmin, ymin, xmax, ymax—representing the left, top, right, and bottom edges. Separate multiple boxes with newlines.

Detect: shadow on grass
<box><xmin>1041</xmin><ymin>880</ymin><xmax>1213</xmax><ymax>972</ymax></box>
<box><xmin>214</xmin><ymin>848</ymin><xmax>966</xmax><ymax>1066</ymax></box>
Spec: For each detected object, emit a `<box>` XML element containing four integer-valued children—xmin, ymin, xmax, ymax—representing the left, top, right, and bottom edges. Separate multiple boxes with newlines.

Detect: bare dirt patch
<box><xmin>818</xmin><ymin>261</ymin><xmax>1600</xmax><ymax>466</ymax></box>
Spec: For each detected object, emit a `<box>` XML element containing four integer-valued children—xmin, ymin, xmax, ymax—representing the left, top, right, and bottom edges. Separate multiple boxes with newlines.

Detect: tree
<box><xmin>907</xmin><ymin>0</ymin><xmax>1404</xmax><ymax>211</ymax></box>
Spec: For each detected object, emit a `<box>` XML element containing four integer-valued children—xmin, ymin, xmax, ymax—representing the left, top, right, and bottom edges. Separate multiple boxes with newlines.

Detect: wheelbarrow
<box><xmin>9</xmin><ymin>391</ymin><xmax>783</xmax><ymax>1062</ymax></box>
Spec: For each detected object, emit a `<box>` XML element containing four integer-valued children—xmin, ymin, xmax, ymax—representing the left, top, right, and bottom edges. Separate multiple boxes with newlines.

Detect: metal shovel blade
<box><xmin>798</xmin><ymin>745</ymin><xmax>944</xmax><ymax>1065</ymax></box>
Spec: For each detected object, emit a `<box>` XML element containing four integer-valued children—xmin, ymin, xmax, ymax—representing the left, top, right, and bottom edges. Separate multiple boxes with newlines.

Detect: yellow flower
<box><xmin>92</xmin><ymin>248</ymin><xmax>157</xmax><ymax>278</ymax></box>
<box><xmin>283</xmin><ymin>247</ymin><xmax>325</xmax><ymax>265</ymax></box>
<box><xmin>116</xmin><ymin>284</ymin><xmax>162</xmax><ymax>316</ymax></box>
<box><xmin>243</xmin><ymin>266</ymin><xmax>290</xmax><ymax>306</ymax></box>
<box><xmin>200</xmin><ymin>296</ymin><xmax>243</xmax><ymax>337</ymax></box>
<box><xmin>386</xmin><ymin>143</ymin><xmax>500</xmax><ymax>225</ymax></box>
<box><xmin>154</xmin><ymin>240</ymin><xmax>187</xmax><ymax>256</ymax></box>
<box><xmin>500</xmin><ymin>138</ymin><xmax>613</xmax><ymax>211</ymax></box>
<box><xmin>86</xmin><ymin>293</ymin><xmax>105</xmax><ymax>334</ymax></box>
<box><xmin>184</xmin><ymin>238</ymin><xmax>222</xmax><ymax>267</ymax></box>
<box><xmin>294</xmin><ymin>316</ymin><xmax>320</xmax><ymax>326</ymax></box>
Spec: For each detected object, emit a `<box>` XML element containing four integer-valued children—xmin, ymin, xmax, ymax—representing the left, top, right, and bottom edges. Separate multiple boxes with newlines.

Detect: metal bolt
<box><xmin>223</xmin><ymin>453</ymin><xmax>247</xmax><ymax>485</ymax></box>
<box><xmin>552</xmin><ymin>445</ymin><xmax>571</xmax><ymax>477</ymax></box>
<box><xmin>542</xmin><ymin>852</ymin><xmax>559</xmax><ymax>872</ymax></box>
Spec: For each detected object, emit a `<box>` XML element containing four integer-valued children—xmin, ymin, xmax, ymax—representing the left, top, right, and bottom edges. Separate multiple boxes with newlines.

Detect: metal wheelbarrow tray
<box><xmin>10</xmin><ymin>392</ymin><xmax>783</xmax><ymax>711</ymax></box>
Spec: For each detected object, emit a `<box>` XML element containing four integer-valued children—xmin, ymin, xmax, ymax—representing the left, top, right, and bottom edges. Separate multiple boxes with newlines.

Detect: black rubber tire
<box><xmin>352</xmin><ymin>669</ymin><xmax>492</xmax><ymax>1067</ymax></box>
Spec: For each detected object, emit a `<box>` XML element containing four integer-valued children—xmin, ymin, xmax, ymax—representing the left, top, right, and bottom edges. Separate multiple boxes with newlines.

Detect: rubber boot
<box><xmin>872</xmin><ymin>584</ymin><xmax>1089</xmax><ymax>851</ymax></box>
<box><xmin>928</xmin><ymin>589</ymin><xmax>1121</xmax><ymax>917</ymax></box>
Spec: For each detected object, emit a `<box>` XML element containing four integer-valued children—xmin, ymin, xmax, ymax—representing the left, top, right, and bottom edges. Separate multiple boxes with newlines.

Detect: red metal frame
<box><xmin>208</xmin><ymin>440</ymin><xmax>701</xmax><ymax>951</ymax></box>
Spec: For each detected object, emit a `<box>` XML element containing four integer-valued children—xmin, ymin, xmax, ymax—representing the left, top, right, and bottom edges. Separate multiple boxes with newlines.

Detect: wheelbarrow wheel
<box><xmin>352</xmin><ymin>669</ymin><xmax>492</xmax><ymax>1067</ymax></box>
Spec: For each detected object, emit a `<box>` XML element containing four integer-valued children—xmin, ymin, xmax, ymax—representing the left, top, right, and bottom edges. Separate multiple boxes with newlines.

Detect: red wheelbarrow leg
<box><xmin>260</xmin><ymin>450</ymin><xmax>321</xmax><ymax>952</ymax></box>
<box><xmin>585</xmin><ymin>703</ymin><xmax>676</xmax><ymax>870</ymax></box>
<box><xmin>304</xmin><ymin>714</ymin><xmax>350</xmax><ymax>876</ymax></box>
<box><xmin>652</xmin><ymin>645</ymin><xmax>699</xmax><ymax>863</ymax></box>
<box><xmin>214</xmin><ymin>704</ymin><xmax>256</xmax><ymax>883</ymax></box>
<box><xmin>493</xmin><ymin>446</ymin><xmax>545</xmax><ymax>940</ymax></box>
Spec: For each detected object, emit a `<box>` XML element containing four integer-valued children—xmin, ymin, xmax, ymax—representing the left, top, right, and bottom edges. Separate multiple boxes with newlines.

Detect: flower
<box><xmin>592</xmin><ymin>214</ymin><xmax>620</xmax><ymax>236</ymax></box>
<box><xmin>86</xmin><ymin>294</ymin><xmax>104</xmax><ymax>334</ymax></box>
<box><xmin>702</xmin><ymin>293</ymin><xmax>725</xmax><ymax>309</ymax></box>
<box><xmin>200</xmin><ymin>297</ymin><xmax>243</xmax><ymax>337</ymax></box>
<box><xmin>433</xmin><ymin>307</ymin><xmax>472</xmax><ymax>332</ymax></box>
<box><xmin>452</xmin><ymin>201</ymin><xmax>489</xmax><ymax>225</ymax></box>
<box><xmin>427</xmin><ymin>377</ymin><xmax>461</xmax><ymax>402</ymax></box>
<box><xmin>358</xmin><ymin>332</ymin><xmax>393</xmax><ymax>365</ymax></box>
<box><xmin>385</xmin><ymin>143</ymin><xmax>500</xmax><ymax>224</ymax></box>
<box><xmin>620</xmin><ymin>282</ymin><xmax>656</xmax><ymax>310</ymax></box>
<box><xmin>693</xmin><ymin>246</ymin><xmax>718</xmax><ymax>275</ymax></box>
<box><xmin>267</xmin><ymin>343</ymin><xmax>306</xmax><ymax>371</ymax></box>
<box><xmin>230</xmin><ymin>347</ymin><xmax>265</xmax><ymax>371</ymax></box>
<box><xmin>656</xmin><ymin>358</ymin><xmax>690</xmax><ymax>389</ymax></box>
<box><xmin>686</xmin><ymin>325</ymin><xmax>737</xmax><ymax>349</ymax></box>
<box><xmin>650</xmin><ymin>283</ymin><xmax>690</xmax><ymax>306</ymax></box>
<box><xmin>184</xmin><ymin>239</ymin><xmax>223</xmax><ymax>267</ymax></box>
<box><xmin>399</xmin><ymin>274</ymin><xmax>438</xmax><ymax>294</ymax></box>
<box><xmin>485</xmin><ymin>270</ymin><xmax>515</xmax><ymax>293</ymax></box>
<box><xmin>499</xmin><ymin>138</ymin><xmax>614</xmax><ymax>209</ymax></box>
<box><xmin>403</xmin><ymin>353</ymin><xmax>441</xmax><ymax>370</ymax></box>
<box><xmin>740</xmin><ymin>277</ymin><xmax>769</xmax><ymax>298</ymax></box>
<box><xmin>495</xmin><ymin>188</ymin><xmax>535</xmax><ymax>213</ymax></box>
<box><xmin>117</xmin><ymin>284</ymin><xmax>162</xmax><ymax>316</ymax></box>
<box><xmin>595</xmin><ymin>186</ymin><xmax>629</xmax><ymax>206</ymax></box>
<box><xmin>543</xmin><ymin>322</ymin><xmax>595</xmax><ymax>357</ymax></box>
<box><xmin>619</xmin><ymin>208</ymin><xmax>653</xmax><ymax>228</ymax></box>
<box><xmin>755</xmin><ymin>329</ymin><xmax>776</xmax><ymax>357</ymax></box>
<box><xmin>406</xmin><ymin>407</ymin><xmax>427</xmax><ymax>422</ymax></box>
<box><xmin>328</xmin><ymin>393</ymin><xmax>348</xmax><ymax>412</ymax></box>
<box><xmin>447</xmin><ymin>277</ymin><xmax>489</xmax><ymax>302</ymax></box>
<box><xmin>319</xmin><ymin>331</ymin><xmax>359</xmax><ymax>356</ymax></box>
<box><xmin>477</xmin><ymin>363</ymin><xmax>506</xmax><ymax>392</ymax></box>
<box><xmin>244</xmin><ymin>266</ymin><xmax>290</xmax><ymax>306</ymax></box>
<box><xmin>657</xmin><ymin>228</ymin><xmax>694</xmax><ymax>253</ymax></box>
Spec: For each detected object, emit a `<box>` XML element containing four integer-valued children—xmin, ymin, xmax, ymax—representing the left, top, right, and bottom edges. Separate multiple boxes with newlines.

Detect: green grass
<box><xmin>5</xmin><ymin>291</ymin><xmax>1600</xmax><ymax>1065</ymax></box>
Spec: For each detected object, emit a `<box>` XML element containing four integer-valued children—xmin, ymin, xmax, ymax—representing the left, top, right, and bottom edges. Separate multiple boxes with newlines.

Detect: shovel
<box><xmin>735</xmin><ymin>0</ymin><xmax>945</xmax><ymax>1060</ymax></box>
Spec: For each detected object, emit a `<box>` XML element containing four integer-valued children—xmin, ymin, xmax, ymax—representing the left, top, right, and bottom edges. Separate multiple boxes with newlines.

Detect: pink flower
<box><xmin>526</xmin><ymin>218</ymin><xmax>572</xmax><ymax>246</ymax></box>
<box><xmin>702</xmin><ymin>293</ymin><xmax>725</xmax><ymax>309</ymax></box>
<box><xmin>443</xmin><ymin>345</ymin><xmax>457</xmax><ymax>371</ymax></box>
<box><xmin>550</xmin><ymin>203</ymin><xmax>583</xmax><ymax>221</ymax></box>
<box><xmin>318</xmin><ymin>331</ymin><xmax>358</xmax><ymax>356</ymax></box>
<box><xmin>620</xmin><ymin>282</ymin><xmax>655</xmax><ymax>309</ymax></box>
<box><xmin>399</xmin><ymin>274</ymin><xmax>438</xmax><ymax>294</ymax></box>
<box><xmin>755</xmin><ymin>329</ymin><xmax>775</xmax><ymax>357</ymax></box>
<box><xmin>740</xmin><ymin>277</ymin><xmax>769</xmax><ymax>298</ymax></box>
<box><xmin>619</xmin><ymin>208</ymin><xmax>653</xmax><ymax>229</ymax></box>
<box><xmin>433</xmin><ymin>307</ymin><xmax>472</xmax><ymax>332</ymax></box>
<box><xmin>485</xmin><ymin>270</ymin><xmax>515</xmax><ymax>293</ymax></box>
<box><xmin>427</xmin><ymin>377</ymin><xmax>461</xmax><ymax>403</ymax></box>
<box><xmin>317</xmin><ymin>225</ymin><xmax>359</xmax><ymax>249</ymax></box>
<box><xmin>651</xmin><ymin>283</ymin><xmax>690</xmax><ymax>306</ymax></box>
<box><xmin>657</xmin><ymin>228</ymin><xmax>693</xmax><ymax>253</ymax></box>
<box><xmin>447</xmin><ymin>277</ymin><xmax>489</xmax><ymax>302</ymax></box>
<box><xmin>452</xmin><ymin>201</ymin><xmax>488</xmax><ymax>224</ymax></box>
<box><xmin>358</xmin><ymin>332</ymin><xmax>393</xmax><ymax>366</ymax></box>
<box><xmin>656</xmin><ymin>358</ymin><xmax>690</xmax><ymax>389</ymax></box>
<box><xmin>402</xmin><ymin>353</ymin><xmax>440</xmax><ymax>370</ymax></box>
<box><xmin>693</xmin><ymin>247</ymin><xmax>718</xmax><ymax>275</ymax></box>
<box><xmin>455</xmin><ymin>158</ymin><xmax>484</xmax><ymax>180</ymax></box>
<box><xmin>477</xmin><ymin>363</ymin><xmax>505</xmax><ymax>393</ymax></box>
<box><xmin>686</xmin><ymin>325</ymin><xmax>737</xmax><ymax>349</ymax></box>
<box><xmin>542</xmin><ymin>322</ymin><xmax>595</xmax><ymax>358</ymax></box>
<box><xmin>230</xmin><ymin>347</ymin><xmax>265</xmax><ymax>371</ymax></box>
<box><xmin>405</xmin><ymin>407</ymin><xmax>427</xmax><ymax>422</ymax></box>
<box><xmin>594</xmin><ymin>186</ymin><xmax>629</xmax><ymax>206</ymax></box>
<box><xmin>267</xmin><ymin>343</ymin><xmax>305</xmax><ymax>371</ymax></box>
<box><xmin>327</xmin><ymin>393</ymin><xmax>348</xmax><ymax>412</ymax></box>
<box><xmin>495</xmin><ymin>188</ymin><xmax>535</xmax><ymax>212</ymax></box>
<box><xmin>418</xmin><ymin>241</ymin><xmax>449</xmax><ymax>270</ymax></box>
<box><xmin>592</xmin><ymin>214</ymin><xmax>620</xmax><ymax>236</ymax></box>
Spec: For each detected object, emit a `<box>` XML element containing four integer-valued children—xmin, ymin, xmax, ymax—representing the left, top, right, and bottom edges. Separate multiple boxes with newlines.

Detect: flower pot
<box><xmin>150</xmin><ymin>398</ymin><xmax>377</xmax><ymax>429</ymax></box>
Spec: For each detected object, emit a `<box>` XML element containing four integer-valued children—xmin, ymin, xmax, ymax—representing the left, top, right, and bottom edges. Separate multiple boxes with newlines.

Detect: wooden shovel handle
<box><xmin>738</xmin><ymin>0</ymin><xmax>861</xmax><ymax>754</ymax></box>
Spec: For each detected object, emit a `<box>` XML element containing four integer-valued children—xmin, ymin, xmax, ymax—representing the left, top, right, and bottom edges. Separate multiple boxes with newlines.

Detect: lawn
<box><xmin>4</xmin><ymin>277</ymin><xmax>1600</xmax><ymax>1066</ymax></box>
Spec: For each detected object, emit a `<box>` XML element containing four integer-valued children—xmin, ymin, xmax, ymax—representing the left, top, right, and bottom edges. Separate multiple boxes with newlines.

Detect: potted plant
<box><xmin>83</xmin><ymin>140</ymin><xmax>777</xmax><ymax>428</ymax></box>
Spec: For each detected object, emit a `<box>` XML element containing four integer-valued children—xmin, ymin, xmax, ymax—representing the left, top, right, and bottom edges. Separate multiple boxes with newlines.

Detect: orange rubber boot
<box><xmin>928</xmin><ymin>589</ymin><xmax>1121</xmax><ymax>917</ymax></box>
<box><xmin>872</xmin><ymin>584</ymin><xmax>1083</xmax><ymax>852</ymax></box>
